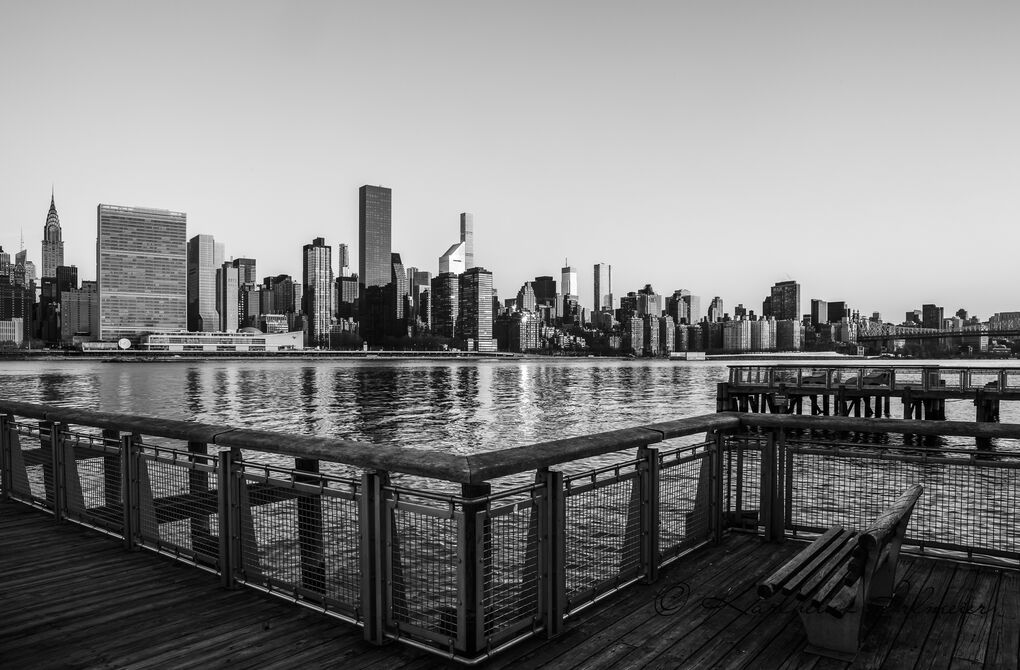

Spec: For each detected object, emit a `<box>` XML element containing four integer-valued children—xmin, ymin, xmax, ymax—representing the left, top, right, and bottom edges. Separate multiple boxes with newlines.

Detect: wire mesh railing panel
<box><xmin>483</xmin><ymin>494</ymin><xmax>541</xmax><ymax>643</ymax></box>
<box><xmin>723</xmin><ymin>439</ymin><xmax>762</xmax><ymax>528</ymax></box>
<box><xmin>135</xmin><ymin>445</ymin><xmax>221</xmax><ymax>568</ymax></box>
<box><xmin>236</xmin><ymin>464</ymin><xmax>362</xmax><ymax>618</ymax></box>
<box><xmin>11</xmin><ymin>421</ymin><xmax>54</xmax><ymax>510</ymax></box>
<box><xmin>563</xmin><ymin>466</ymin><xmax>642</xmax><ymax>611</ymax></box>
<box><xmin>387</xmin><ymin>494</ymin><xmax>460</xmax><ymax>642</ymax></box>
<box><xmin>787</xmin><ymin>446</ymin><xmax>1020</xmax><ymax>560</ymax></box>
<box><xmin>658</xmin><ymin>447</ymin><xmax>712</xmax><ymax>558</ymax></box>
<box><xmin>321</xmin><ymin>493</ymin><xmax>362</xmax><ymax>614</ymax></box>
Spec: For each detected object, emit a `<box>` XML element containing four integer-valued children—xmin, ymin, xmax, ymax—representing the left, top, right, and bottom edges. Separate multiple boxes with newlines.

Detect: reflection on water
<box><xmin>4</xmin><ymin>359</ymin><xmax>1020</xmax><ymax>455</ymax></box>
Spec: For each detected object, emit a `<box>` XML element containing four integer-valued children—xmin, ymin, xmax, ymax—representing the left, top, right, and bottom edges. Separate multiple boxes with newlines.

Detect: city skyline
<box><xmin>2</xmin><ymin>3</ymin><xmax>1019</xmax><ymax>320</ymax></box>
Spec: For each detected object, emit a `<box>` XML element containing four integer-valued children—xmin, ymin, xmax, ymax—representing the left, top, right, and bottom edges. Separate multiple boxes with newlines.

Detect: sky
<box><xmin>2</xmin><ymin>1</ymin><xmax>1019</xmax><ymax>322</ymax></box>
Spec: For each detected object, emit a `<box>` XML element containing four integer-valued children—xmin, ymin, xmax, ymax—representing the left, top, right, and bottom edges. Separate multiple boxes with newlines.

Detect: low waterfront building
<box><xmin>140</xmin><ymin>330</ymin><xmax>304</xmax><ymax>352</ymax></box>
<box><xmin>0</xmin><ymin>317</ymin><xmax>24</xmax><ymax>346</ymax></box>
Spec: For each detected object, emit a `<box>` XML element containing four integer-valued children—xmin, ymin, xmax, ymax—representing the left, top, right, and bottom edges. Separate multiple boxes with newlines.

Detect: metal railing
<box><xmin>729</xmin><ymin>364</ymin><xmax>1020</xmax><ymax>393</ymax></box>
<box><xmin>0</xmin><ymin>401</ymin><xmax>730</xmax><ymax>664</ymax></box>
<box><xmin>3</xmin><ymin>401</ymin><xmax>1020</xmax><ymax>663</ymax></box>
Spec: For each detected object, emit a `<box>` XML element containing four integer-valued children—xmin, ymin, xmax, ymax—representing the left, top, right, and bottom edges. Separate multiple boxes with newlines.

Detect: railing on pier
<box><xmin>728</xmin><ymin>364</ymin><xmax>1020</xmax><ymax>394</ymax></box>
<box><xmin>3</xmin><ymin>400</ymin><xmax>1020</xmax><ymax>664</ymax></box>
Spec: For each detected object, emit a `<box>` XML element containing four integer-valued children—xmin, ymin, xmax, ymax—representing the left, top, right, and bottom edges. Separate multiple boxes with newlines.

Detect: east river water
<box><xmin>3</xmin><ymin>357</ymin><xmax>1020</xmax><ymax>456</ymax></box>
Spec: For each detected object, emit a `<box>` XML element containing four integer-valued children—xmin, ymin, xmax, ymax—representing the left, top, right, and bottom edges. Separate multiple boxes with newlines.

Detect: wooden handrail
<box><xmin>0</xmin><ymin>400</ymin><xmax>739</xmax><ymax>484</ymax></box>
<box><xmin>740</xmin><ymin>413</ymin><xmax>1020</xmax><ymax>439</ymax></box>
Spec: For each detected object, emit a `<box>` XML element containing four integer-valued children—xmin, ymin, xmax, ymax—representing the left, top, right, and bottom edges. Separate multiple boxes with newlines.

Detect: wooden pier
<box><xmin>720</xmin><ymin>364</ymin><xmax>1020</xmax><ymax>427</ymax></box>
<box><xmin>3</xmin><ymin>401</ymin><xmax>1020</xmax><ymax>666</ymax></box>
<box><xmin>3</xmin><ymin>501</ymin><xmax>1016</xmax><ymax>669</ymax></box>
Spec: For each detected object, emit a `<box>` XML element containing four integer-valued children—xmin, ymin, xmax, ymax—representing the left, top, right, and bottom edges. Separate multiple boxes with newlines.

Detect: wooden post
<box><xmin>295</xmin><ymin>457</ymin><xmax>325</xmax><ymax>594</ymax></box>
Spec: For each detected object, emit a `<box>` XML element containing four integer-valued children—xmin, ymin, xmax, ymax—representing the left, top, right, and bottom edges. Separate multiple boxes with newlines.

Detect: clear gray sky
<box><xmin>2</xmin><ymin>1</ymin><xmax>1018</xmax><ymax>321</ymax></box>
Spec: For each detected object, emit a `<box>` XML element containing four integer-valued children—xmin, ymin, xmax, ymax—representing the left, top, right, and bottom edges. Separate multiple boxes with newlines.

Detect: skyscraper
<box><xmin>338</xmin><ymin>243</ymin><xmax>349</xmax><ymax>277</ymax></box>
<box><xmin>458</xmin><ymin>267</ymin><xmax>495</xmax><ymax>352</ymax></box>
<box><xmin>358</xmin><ymin>185</ymin><xmax>392</xmax><ymax>291</ymax></box>
<box><xmin>708</xmin><ymin>296</ymin><xmax>725</xmax><ymax>323</ymax></box>
<box><xmin>387</xmin><ymin>252</ymin><xmax>409</xmax><ymax>337</ymax></box>
<box><xmin>430</xmin><ymin>272</ymin><xmax>459</xmax><ymax>339</ymax></box>
<box><xmin>42</xmin><ymin>191</ymin><xmax>64</xmax><ymax>278</ymax></box>
<box><xmin>97</xmin><ymin>204</ymin><xmax>187</xmax><ymax>342</ymax></box>
<box><xmin>303</xmin><ymin>237</ymin><xmax>334</xmax><ymax>347</ymax></box>
<box><xmin>187</xmin><ymin>234</ymin><xmax>224</xmax><ymax>332</ymax></box>
<box><xmin>439</xmin><ymin>242</ymin><xmax>466</xmax><ymax>275</ymax></box>
<box><xmin>216</xmin><ymin>262</ymin><xmax>239</xmax><ymax>331</ymax></box>
<box><xmin>232</xmin><ymin>258</ymin><xmax>257</xmax><ymax>284</ymax></box>
<box><xmin>460</xmin><ymin>213</ymin><xmax>474</xmax><ymax>269</ymax></box>
<box><xmin>810</xmin><ymin>299</ymin><xmax>828</xmax><ymax>326</ymax></box>
<box><xmin>770</xmin><ymin>280</ymin><xmax>801</xmax><ymax>322</ymax></box>
<box><xmin>593</xmin><ymin>263</ymin><xmax>612</xmax><ymax>312</ymax></box>
<box><xmin>561</xmin><ymin>264</ymin><xmax>578</xmax><ymax>300</ymax></box>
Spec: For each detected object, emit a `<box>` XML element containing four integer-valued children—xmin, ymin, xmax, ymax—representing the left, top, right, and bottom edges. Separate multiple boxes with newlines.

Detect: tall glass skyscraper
<box><xmin>97</xmin><ymin>204</ymin><xmax>187</xmax><ymax>342</ymax></box>
<box><xmin>359</xmin><ymin>185</ymin><xmax>392</xmax><ymax>290</ymax></box>
<box><xmin>303</xmin><ymin>237</ymin><xmax>334</xmax><ymax>347</ymax></box>
<box><xmin>458</xmin><ymin>267</ymin><xmax>496</xmax><ymax>352</ymax></box>
<box><xmin>593</xmin><ymin>263</ymin><xmax>612</xmax><ymax>312</ymax></box>
<box><xmin>187</xmin><ymin>234</ymin><xmax>224</xmax><ymax>332</ymax></box>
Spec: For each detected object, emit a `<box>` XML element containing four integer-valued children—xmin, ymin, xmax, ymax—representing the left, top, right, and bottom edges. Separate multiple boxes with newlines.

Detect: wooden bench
<box><xmin>757</xmin><ymin>484</ymin><xmax>923</xmax><ymax>661</ymax></box>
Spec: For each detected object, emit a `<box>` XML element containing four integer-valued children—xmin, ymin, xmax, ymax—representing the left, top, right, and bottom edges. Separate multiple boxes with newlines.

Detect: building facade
<box><xmin>98</xmin><ymin>204</ymin><xmax>187</xmax><ymax>342</ymax></box>
<box><xmin>302</xmin><ymin>237</ymin><xmax>334</xmax><ymax>347</ymax></box>
<box><xmin>593</xmin><ymin>263</ymin><xmax>612</xmax><ymax>313</ymax></box>
<box><xmin>770</xmin><ymin>280</ymin><xmax>801</xmax><ymax>322</ymax></box>
<box><xmin>359</xmin><ymin>185</ymin><xmax>392</xmax><ymax>290</ymax></box>
<box><xmin>216</xmin><ymin>262</ymin><xmax>239</xmax><ymax>331</ymax></box>
<box><xmin>187</xmin><ymin>234</ymin><xmax>224</xmax><ymax>332</ymax></box>
<box><xmin>457</xmin><ymin>267</ymin><xmax>495</xmax><ymax>352</ymax></box>
<box><xmin>430</xmin><ymin>272</ymin><xmax>459</xmax><ymax>339</ymax></box>
<box><xmin>460</xmin><ymin>213</ymin><xmax>474</xmax><ymax>269</ymax></box>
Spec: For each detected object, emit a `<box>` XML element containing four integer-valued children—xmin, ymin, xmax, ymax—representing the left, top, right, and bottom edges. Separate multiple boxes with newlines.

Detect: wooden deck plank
<box><xmin>913</xmin><ymin>564</ymin><xmax>980</xmax><ymax>669</ymax></box>
<box><xmin>483</xmin><ymin>535</ymin><xmax>765</xmax><ymax>670</ymax></box>
<box><xmin>543</xmin><ymin>536</ymin><xmax>774</xmax><ymax>670</ymax></box>
<box><xmin>879</xmin><ymin>561</ymin><xmax>958</xmax><ymax>669</ymax></box>
<box><xmin>847</xmin><ymin>555</ymin><xmax>935</xmax><ymax>669</ymax></box>
<box><xmin>982</xmin><ymin>570</ymin><xmax>1019</xmax><ymax>670</ymax></box>
<box><xmin>951</xmin><ymin>567</ymin><xmax>1000</xmax><ymax>669</ymax></box>
<box><xmin>2</xmin><ymin>500</ymin><xmax>1016</xmax><ymax>670</ymax></box>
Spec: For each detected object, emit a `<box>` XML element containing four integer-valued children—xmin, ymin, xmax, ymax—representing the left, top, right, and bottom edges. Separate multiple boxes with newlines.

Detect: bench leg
<box><xmin>799</xmin><ymin>607</ymin><xmax>863</xmax><ymax>662</ymax></box>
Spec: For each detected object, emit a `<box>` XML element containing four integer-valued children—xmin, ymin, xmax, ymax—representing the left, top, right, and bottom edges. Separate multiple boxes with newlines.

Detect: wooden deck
<box><xmin>2</xmin><ymin>501</ymin><xmax>1017</xmax><ymax>669</ymax></box>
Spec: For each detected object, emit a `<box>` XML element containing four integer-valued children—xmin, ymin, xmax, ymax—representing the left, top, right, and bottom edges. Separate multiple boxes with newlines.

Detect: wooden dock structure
<box><xmin>3</xmin><ymin>501</ymin><xmax>1016</xmax><ymax>669</ymax></box>
<box><xmin>719</xmin><ymin>364</ymin><xmax>1020</xmax><ymax>426</ymax></box>
<box><xmin>3</xmin><ymin>400</ymin><xmax>1020</xmax><ymax>666</ymax></box>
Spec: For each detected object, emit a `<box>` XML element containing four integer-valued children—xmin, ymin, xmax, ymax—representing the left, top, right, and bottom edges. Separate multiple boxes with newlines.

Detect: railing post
<box><xmin>0</xmin><ymin>414</ymin><xmax>11</xmax><ymax>501</ymax></box>
<box><xmin>359</xmin><ymin>469</ymin><xmax>390</xmax><ymax>645</ymax></box>
<box><xmin>457</xmin><ymin>482</ymin><xmax>492</xmax><ymax>656</ymax></box>
<box><xmin>638</xmin><ymin>445</ymin><xmax>660</xmax><ymax>583</ymax></box>
<box><xmin>773</xmin><ymin>427</ymin><xmax>786</xmax><ymax>542</ymax></box>
<box><xmin>536</xmin><ymin>467</ymin><xmax>565</xmax><ymax>639</ymax></box>
<box><xmin>42</xmin><ymin>420</ymin><xmax>59</xmax><ymax>515</ymax></box>
<box><xmin>217</xmin><ymin>447</ymin><xmax>239</xmax><ymax>588</ymax></box>
<box><xmin>760</xmin><ymin>428</ymin><xmax>786</xmax><ymax>542</ymax></box>
<box><xmin>122</xmin><ymin>433</ymin><xmax>139</xmax><ymax>550</ymax></box>
<box><xmin>710</xmin><ymin>432</ymin><xmax>725</xmax><ymax>543</ymax></box>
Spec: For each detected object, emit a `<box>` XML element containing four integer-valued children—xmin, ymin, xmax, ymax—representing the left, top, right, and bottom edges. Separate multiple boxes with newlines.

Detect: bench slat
<box><xmin>808</xmin><ymin>538</ymin><xmax>861</xmax><ymax>608</ymax></box>
<box><xmin>784</xmin><ymin>529</ymin><xmax>856</xmax><ymax>597</ymax></box>
<box><xmin>757</xmin><ymin>526</ymin><xmax>845</xmax><ymax>598</ymax></box>
<box><xmin>825</xmin><ymin>583</ymin><xmax>859</xmax><ymax>618</ymax></box>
